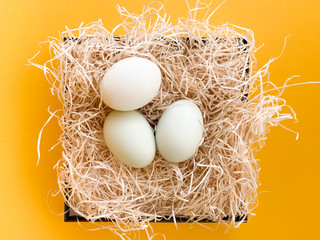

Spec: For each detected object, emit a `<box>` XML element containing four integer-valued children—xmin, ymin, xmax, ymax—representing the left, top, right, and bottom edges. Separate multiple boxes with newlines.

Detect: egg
<box><xmin>155</xmin><ymin>100</ymin><xmax>204</xmax><ymax>163</ymax></box>
<box><xmin>100</xmin><ymin>57</ymin><xmax>161</xmax><ymax>111</ymax></box>
<box><xmin>103</xmin><ymin>111</ymin><xmax>156</xmax><ymax>168</ymax></box>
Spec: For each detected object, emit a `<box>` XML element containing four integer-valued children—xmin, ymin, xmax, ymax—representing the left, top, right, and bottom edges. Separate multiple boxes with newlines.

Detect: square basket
<box><xmin>63</xmin><ymin>37</ymin><xmax>250</xmax><ymax>223</ymax></box>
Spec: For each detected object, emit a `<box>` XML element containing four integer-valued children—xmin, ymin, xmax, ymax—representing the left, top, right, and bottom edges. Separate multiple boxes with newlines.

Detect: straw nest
<box><xmin>30</xmin><ymin>2</ymin><xmax>296</xmax><ymax>235</ymax></box>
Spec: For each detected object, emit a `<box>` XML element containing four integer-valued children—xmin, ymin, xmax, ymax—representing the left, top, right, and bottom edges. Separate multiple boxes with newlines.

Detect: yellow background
<box><xmin>1</xmin><ymin>0</ymin><xmax>319</xmax><ymax>239</ymax></box>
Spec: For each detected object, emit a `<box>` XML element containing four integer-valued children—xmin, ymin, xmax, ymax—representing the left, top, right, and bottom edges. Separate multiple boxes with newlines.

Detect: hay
<box><xmin>30</xmin><ymin>2</ymin><xmax>297</xmax><ymax>235</ymax></box>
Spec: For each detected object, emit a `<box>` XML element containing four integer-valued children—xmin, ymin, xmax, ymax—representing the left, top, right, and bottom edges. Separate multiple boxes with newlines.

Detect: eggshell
<box><xmin>103</xmin><ymin>111</ymin><xmax>156</xmax><ymax>168</ymax></box>
<box><xmin>100</xmin><ymin>57</ymin><xmax>161</xmax><ymax>111</ymax></box>
<box><xmin>155</xmin><ymin>100</ymin><xmax>203</xmax><ymax>163</ymax></box>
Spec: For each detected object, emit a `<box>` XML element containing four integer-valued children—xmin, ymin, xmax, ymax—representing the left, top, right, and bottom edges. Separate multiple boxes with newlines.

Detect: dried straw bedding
<box><xmin>31</xmin><ymin>4</ymin><xmax>297</xmax><ymax>232</ymax></box>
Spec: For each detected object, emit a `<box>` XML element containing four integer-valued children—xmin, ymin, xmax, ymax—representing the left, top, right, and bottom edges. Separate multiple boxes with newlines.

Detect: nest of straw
<box><xmin>31</xmin><ymin>3</ymin><xmax>295</xmax><ymax>233</ymax></box>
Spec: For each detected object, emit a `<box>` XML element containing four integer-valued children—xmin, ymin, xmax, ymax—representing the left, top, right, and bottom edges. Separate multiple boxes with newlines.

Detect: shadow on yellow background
<box><xmin>0</xmin><ymin>0</ymin><xmax>319</xmax><ymax>239</ymax></box>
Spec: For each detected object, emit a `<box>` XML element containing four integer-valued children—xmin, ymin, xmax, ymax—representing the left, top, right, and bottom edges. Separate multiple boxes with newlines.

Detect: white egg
<box><xmin>100</xmin><ymin>57</ymin><xmax>161</xmax><ymax>111</ymax></box>
<box><xmin>155</xmin><ymin>100</ymin><xmax>204</xmax><ymax>163</ymax></box>
<box><xmin>103</xmin><ymin>111</ymin><xmax>156</xmax><ymax>168</ymax></box>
